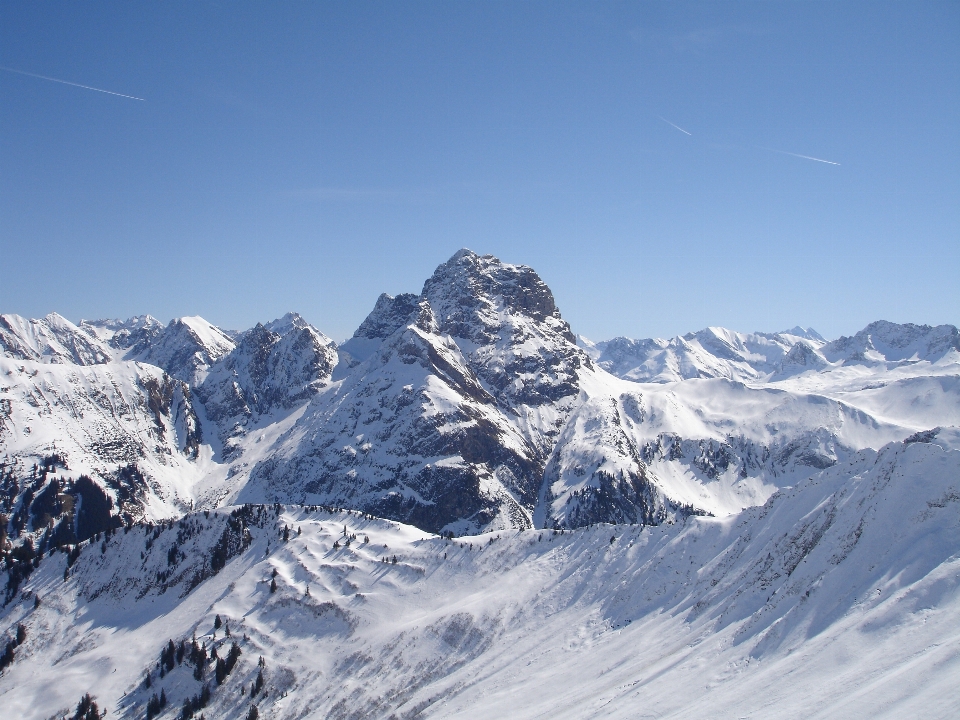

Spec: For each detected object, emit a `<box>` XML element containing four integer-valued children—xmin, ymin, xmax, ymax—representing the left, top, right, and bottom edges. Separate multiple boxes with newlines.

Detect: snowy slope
<box><xmin>134</xmin><ymin>316</ymin><xmax>236</xmax><ymax>385</ymax></box>
<box><xmin>0</xmin><ymin>313</ymin><xmax>114</xmax><ymax>366</ymax></box>
<box><xmin>0</xmin><ymin>357</ymin><xmax>205</xmax><ymax>522</ymax></box>
<box><xmin>2</xmin><ymin>436</ymin><xmax>959</xmax><ymax>719</ymax></box>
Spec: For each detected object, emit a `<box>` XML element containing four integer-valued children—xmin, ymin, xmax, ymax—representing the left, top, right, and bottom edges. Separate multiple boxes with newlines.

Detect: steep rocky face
<box><xmin>422</xmin><ymin>249</ymin><xmax>575</xmax><ymax>345</ymax></box>
<box><xmin>353</xmin><ymin>293</ymin><xmax>422</xmax><ymax>341</ymax></box>
<box><xmin>337</xmin><ymin>293</ymin><xmax>422</xmax><ymax>369</ymax></box>
<box><xmin>134</xmin><ymin>316</ymin><xmax>236</xmax><ymax>385</ymax></box>
<box><xmin>0</xmin><ymin>313</ymin><xmax>113</xmax><ymax>366</ymax></box>
<box><xmin>246</xmin><ymin>250</ymin><xmax>589</xmax><ymax>533</ymax></box>
<box><xmin>421</xmin><ymin>250</ymin><xmax>584</xmax><ymax>416</ymax></box>
<box><xmin>197</xmin><ymin>315</ymin><xmax>338</xmax><ymax>452</ymax></box>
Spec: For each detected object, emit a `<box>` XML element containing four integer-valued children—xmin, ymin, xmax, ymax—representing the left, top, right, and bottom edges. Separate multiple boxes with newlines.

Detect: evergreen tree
<box><xmin>72</xmin><ymin>693</ymin><xmax>100</xmax><ymax>720</ymax></box>
<box><xmin>0</xmin><ymin>640</ymin><xmax>15</xmax><ymax>671</ymax></box>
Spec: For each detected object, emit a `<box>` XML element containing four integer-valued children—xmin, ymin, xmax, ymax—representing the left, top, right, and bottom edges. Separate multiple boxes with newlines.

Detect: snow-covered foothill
<box><xmin>2</xmin><ymin>436</ymin><xmax>959</xmax><ymax>718</ymax></box>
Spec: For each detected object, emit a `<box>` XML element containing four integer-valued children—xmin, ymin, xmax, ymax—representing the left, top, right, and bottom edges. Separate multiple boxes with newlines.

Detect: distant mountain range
<box><xmin>579</xmin><ymin>321</ymin><xmax>959</xmax><ymax>383</ymax></box>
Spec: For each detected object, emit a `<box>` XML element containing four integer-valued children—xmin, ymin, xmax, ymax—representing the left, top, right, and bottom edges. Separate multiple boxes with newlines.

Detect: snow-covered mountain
<box><xmin>133</xmin><ymin>316</ymin><xmax>236</xmax><ymax>386</ymax></box>
<box><xmin>0</xmin><ymin>312</ymin><xmax>114</xmax><ymax>366</ymax></box>
<box><xmin>2</xmin><ymin>435</ymin><xmax>959</xmax><ymax>718</ymax></box>
<box><xmin>822</xmin><ymin>319</ymin><xmax>960</xmax><ymax>365</ymax></box>
<box><xmin>583</xmin><ymin>320</ymin><xmax>959</xmax><ymax>384</ymax></box>
<box><xmin>79</xmin><ymin>315</ymin><xmax>166</xmax><ymax>356</ymax></box>
<box><xmin>244</xmin><ymin>250</ymin><xmax>588</xmax><ymax>533</ymax></box>
<box><xmin>579</xmin><ymin>326</ymin><xmax>826</xmax><ymax>383</ymax></box>
<box><xmin>2</xmin><ymin>251</ymin><xmax>959</xmax><ymax>540</ymax></box>
<box><xmin>0</xmin><ymin>356</ymin><xmax>204</xmax><ymax>532</ymax></box>
<box><xmin>1</xmin><ymin>249</ymin><xmax>959</xmax><ymax>717</ymax></box>
<box><xmin>197</xmin><ymin>313</ymin><xmax>338</xmax><ymax>455</ymax></box>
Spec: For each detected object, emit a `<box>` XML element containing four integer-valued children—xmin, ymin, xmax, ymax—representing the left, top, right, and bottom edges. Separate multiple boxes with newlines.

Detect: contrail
<box><xmin>0</xmin><ymin>65</ymin><xmax>145</xmax><ymax>101</ymax></box>
<box><xmin>658</xmin><ymin>116</ymin><xmax>692</xmax><ymax>136</ymax></box>
<box><xmin>761</xmin><ymin>147</ymin><xmax>839</xmax><ymax>166</ymax></box>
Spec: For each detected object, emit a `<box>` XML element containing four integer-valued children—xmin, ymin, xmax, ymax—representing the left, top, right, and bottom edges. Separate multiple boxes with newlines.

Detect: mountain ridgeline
<box><xmin>2</xmin><ymin>250</ymin><xmax>959</xmax><ymax>544</ymax></box>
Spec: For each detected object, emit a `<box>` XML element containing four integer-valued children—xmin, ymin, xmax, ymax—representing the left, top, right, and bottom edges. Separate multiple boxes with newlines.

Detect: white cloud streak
<box><xmin>762</xmin><ymin>147</ymin><xmax>840</xmax><ymax>166</ymax></box>
<box><xmin>0</xmin><ymin>65</ymin><xmax>145</xmax><ymax>101</ymax></box>
<box><xmin>658</xmin><ymin>116</ymin><xmax>692</xmax><ymax>136</ymax></box>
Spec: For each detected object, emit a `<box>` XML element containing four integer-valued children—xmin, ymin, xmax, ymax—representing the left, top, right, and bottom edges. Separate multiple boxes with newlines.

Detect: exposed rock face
<box><xmin>134</xmin><ymin>316</ymin><xmax>236</xmax><ymax>385</ymax></box>
<box><xmin>354</xmin><ymin>293</ymin><xmax>422</xmax><ymax>341</ymax></box>
<box><xmin>197</xmin><ymin>314</ymin><xmax>338</xmax><ymax>452</ymax></box>
<box><xmin>246</xmin><ymin>250</ymin><xmax>590</xmax><ymax>533</ymax></box>
<box><xmin>423</xmin><ymin>249</ymin><xmax>576</xmax><ymax>345</ymax></box>
<box><xmin>422</xmin><ymin>250</ymin><xmax>583</xmax><ymax>412</ymax></box>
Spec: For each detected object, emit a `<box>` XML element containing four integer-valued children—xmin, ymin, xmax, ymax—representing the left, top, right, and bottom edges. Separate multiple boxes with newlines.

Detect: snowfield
<box><xmin>2</xmin><ymin>436</ymin><xmax>959</xmax><ymax>719</ymax></box>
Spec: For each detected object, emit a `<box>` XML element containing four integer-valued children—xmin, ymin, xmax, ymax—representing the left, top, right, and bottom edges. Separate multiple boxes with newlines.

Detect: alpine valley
<box><xmin>1</xmin><ymin>250</ymin><xmax>958</xmax><ymax>719</ymax></box>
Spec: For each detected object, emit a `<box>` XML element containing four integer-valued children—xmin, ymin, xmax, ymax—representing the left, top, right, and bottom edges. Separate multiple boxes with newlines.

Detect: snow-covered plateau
<box><xmin>1</xmin><ymin>249</ymin><xmax>958</xmax><ymax>718</ymax></box>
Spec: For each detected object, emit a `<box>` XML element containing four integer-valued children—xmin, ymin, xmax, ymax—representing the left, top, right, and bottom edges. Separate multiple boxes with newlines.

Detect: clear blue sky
<box><xmin>1</xmin><ymin>1</ymin><xmax>957</xmax><ymax>341</ymax></box>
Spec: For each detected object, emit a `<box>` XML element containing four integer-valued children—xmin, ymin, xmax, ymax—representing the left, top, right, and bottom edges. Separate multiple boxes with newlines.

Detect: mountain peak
<box><xmin>263</xmin><ymin>312</ymin><xmax>306</xmax><ymax>335</ymax></box>
<box><xmin>448</xmin><ymin>247</ymin><xmax>478</xmax><ymax>262</ymax></box>
<box><xmin>422</xmin><ymin>250</ymin><xmax>575</xmax><ymax>344</ymax></box>
<box><xmin>353</xmin><ymin>293</ymin><xmax>422</xmax><ymax>340</ymax></box>
<box><xmin>780</xmin><ymin>326</ymin><xmax>825</xmax><ymax>342</ymax></box>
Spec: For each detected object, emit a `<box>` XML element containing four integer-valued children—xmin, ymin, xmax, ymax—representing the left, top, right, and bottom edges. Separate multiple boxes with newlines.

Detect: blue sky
<box><xmin>1</xmin><ymin>1</ymin><xmax>957</xmax><ymax>342</ymax></box>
